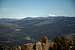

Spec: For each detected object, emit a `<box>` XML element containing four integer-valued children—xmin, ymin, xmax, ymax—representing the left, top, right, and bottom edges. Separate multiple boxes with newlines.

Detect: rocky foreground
<box><xmin>0</xmin><ymin>35</ymin><xmax>75</xmax><ymax>50</ymax></box>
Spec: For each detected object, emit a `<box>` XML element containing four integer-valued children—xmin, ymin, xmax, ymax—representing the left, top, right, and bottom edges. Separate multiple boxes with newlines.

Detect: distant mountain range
<box><xmin>0</xmin><ymin>16</ymin><xmax>75</xmax><ymax>42</ymax></box>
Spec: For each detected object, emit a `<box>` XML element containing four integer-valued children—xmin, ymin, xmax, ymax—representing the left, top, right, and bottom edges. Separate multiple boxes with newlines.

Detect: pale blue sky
<box><xmin>0</xmin><ymin>0</ymin><xmax>75</xmax><ymax>19</ymax></box>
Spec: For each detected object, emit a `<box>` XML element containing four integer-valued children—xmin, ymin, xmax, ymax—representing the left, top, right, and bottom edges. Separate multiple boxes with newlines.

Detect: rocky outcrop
<box><xmin>1</xmin><ymin>36</ymin><xmax>75</xmax><ymax>50</ymax></box>
<box><xmin>35</xmin><ymin>41</ymin><xmax>42</xmax><ymax>50</ymax></box>
<box><xmin>21</xmin><ymin>43</ymin><xmax>33</xmax><ymax>50</ymax></box>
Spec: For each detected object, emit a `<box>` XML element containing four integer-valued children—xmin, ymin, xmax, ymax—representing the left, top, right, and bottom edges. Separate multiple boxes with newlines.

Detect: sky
<box><xmin>0</xmin><ymin>0</ymin><xmax>75</xmax><ymax>19</ymax></box>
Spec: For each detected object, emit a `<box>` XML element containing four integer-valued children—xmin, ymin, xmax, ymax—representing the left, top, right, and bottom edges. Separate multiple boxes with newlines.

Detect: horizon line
<box><xmin>0</xmin><ymin>16</ymin><xmax>75</xmax><ymax>19</ymax></box>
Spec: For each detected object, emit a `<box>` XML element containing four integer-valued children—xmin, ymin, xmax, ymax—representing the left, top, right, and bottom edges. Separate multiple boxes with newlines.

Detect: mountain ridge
<box><xmin>0</xmin><ymin>16</ymin><xmax>75</xmax><ymax>41</ymax></box>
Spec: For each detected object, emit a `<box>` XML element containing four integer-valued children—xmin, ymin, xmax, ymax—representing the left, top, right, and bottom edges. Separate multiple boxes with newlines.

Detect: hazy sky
<box><xmin>0</xmin><ymin>0</ymin><xmax>75</xmax><ymax>19</ymax></box>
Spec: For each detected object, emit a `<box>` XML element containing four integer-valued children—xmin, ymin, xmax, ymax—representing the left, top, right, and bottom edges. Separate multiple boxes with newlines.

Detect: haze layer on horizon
<box><xmin>0</xmin><ymin>0</ymin><xmax>75</xmax><ymax>19</ymax></box>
